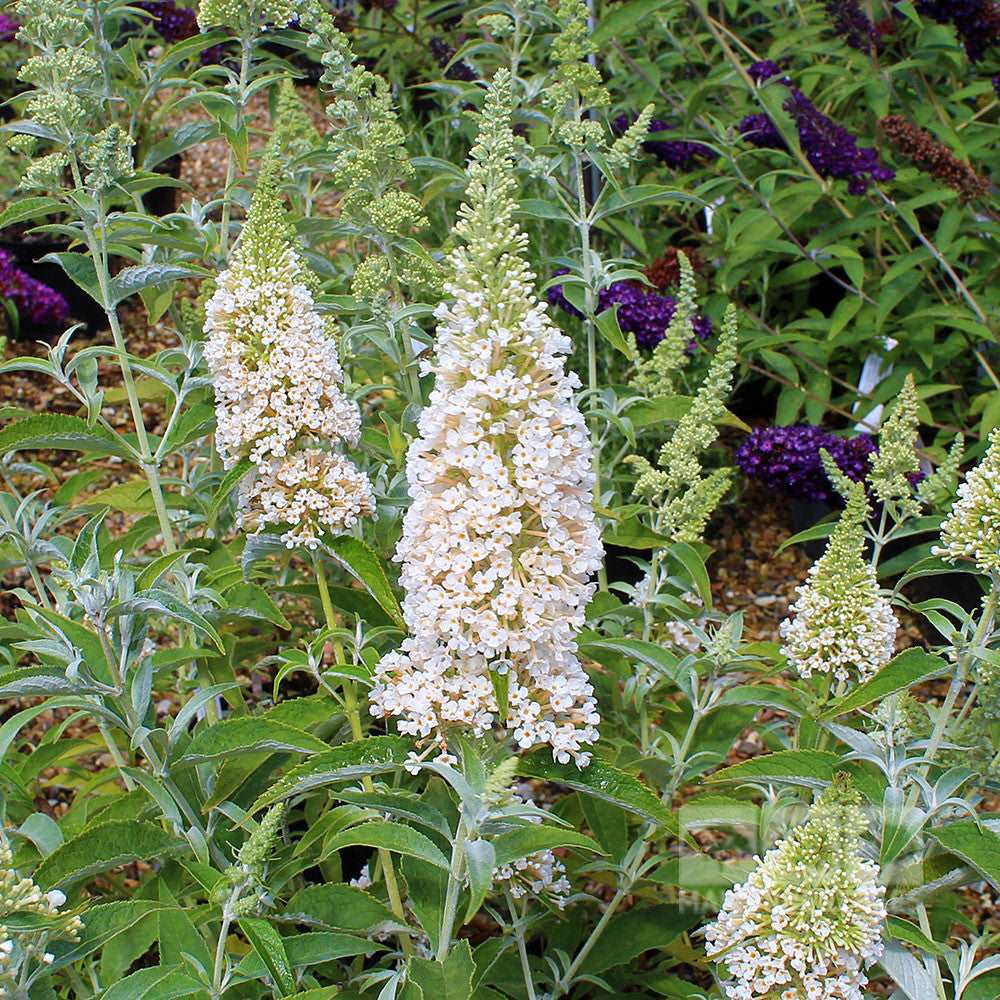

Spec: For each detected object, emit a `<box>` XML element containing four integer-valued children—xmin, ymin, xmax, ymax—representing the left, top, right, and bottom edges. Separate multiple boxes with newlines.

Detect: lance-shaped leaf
<box><xmin>518</xmin><ymin>751</ymin><xmax>676</xmax><ymax>830</ymax></box>
<box><xmin>0</xmin><ymin>414</ymin><xmax>133</xmax><ymax>460</ymax></box>
<box><xmin>237</xmin><ymin>918</ymin><xmax>296</xmax><ymax>996</ymax></box>
<box><xmin>319</xmin><ymin>821</ymin><xmax>449</xmax><ymax>870</ymax></box>
<box><xmin>930</xmin><ymin>820</ymin><xmax>1000</xmax><ymax>891</ymax></box>
<box><xmin>820</xmin><ymin>648</ymin><xmax>950</xmax><ymax>719</ymax></box>
<box><xmin>250</xmin><ymin>736</ymin><xmax>413</xmax><ymax>811</ymax></box>
<box><xmin>174</xmin><ymin>717</ymin><xmax>329</xmax><ymax>767</ymax></box>
<box><xmin>490</xmin><ymin>826</ymin><xmax>604</xmax><ymax>868</ymax></box>
<box><xmin>324</xmin><ymin>535</ymin><xmax>404</xmax><ymax>627</ymax></box>
<box><xmin>35</xmin><ymin>822</ymin><xmax>186</xmax><ymax>890</ymax></box>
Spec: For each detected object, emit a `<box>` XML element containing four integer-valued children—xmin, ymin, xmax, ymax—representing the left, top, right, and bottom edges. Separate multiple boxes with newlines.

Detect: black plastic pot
<box><xmin>141</xmin><ymin>153</ymin><xmax>183</xmax><ymax>217</ymax></box>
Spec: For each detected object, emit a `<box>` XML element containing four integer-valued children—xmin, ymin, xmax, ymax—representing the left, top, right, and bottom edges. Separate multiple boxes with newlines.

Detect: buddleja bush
<box><xmin>1</xmin><ymin>1</ymin><xmax>1000</xmax><ymax>999</ymax></box>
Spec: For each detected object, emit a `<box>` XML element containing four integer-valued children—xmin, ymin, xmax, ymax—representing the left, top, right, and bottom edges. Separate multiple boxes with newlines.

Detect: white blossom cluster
<box><xmin>1</xmin><ymin>836</ymin><xmax>79</xmax><ymax>981</ymax></box>
<box><xmin>204</xmin><ymin>160</ymin><xmax>373</xmax><ymax>548</ymax></box>
<box><xmin>936</xmin><ymin>427</ymin><xmax>1000</xmax><ymax>575</ymax></box>
<box><xmin>779</xmin><ymin>483</ymin><xmax>897</xmax><ymax>684</ymax></box>
<box><xmin>369</xmin><ymin>70</ymin><xmax>603</xmax><ymax>766</ymax></box>
<box><xmin>494</xmin><ymin>849</ymin><xmax>570</xmax><ymax>908</ymax></box>
<box><xmin>241</xmin><ymin>449</ymin><xmax>374</xmax><ymax>548</ymax></box>
<box><xmin>705</xmin><ymin>781</ymin><xmax>886</xmax><ymax>1000</ymax></box>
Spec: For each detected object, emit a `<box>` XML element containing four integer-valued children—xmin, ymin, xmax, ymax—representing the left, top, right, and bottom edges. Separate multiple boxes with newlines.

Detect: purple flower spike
<box><xmin>0</xmin><ymin>249</ymin><xmax>70</xmax><ymax>329</ymax></box>
<box><xmin>548</xmin><ymin>271</ymin><xmax>712</xmax><ymax>352</ymax></box>
<box><xmin>740</xmin><ymin>82</ymin><xmax>894</xmax><ymax>194</ymax></box>
<box><xmin>135</xmin><ymin>1</ymin><xmax>198</xmax><ymax>42</ymax></box>
<box><xmin>0</xmin><ymin>13</ymin><xmax>20</xmax><ymax>40</ymax></box>
<box><xmin>735</xmin><ymin>425</ymin><xmax>876</xmax><ymax>503</ymax></box>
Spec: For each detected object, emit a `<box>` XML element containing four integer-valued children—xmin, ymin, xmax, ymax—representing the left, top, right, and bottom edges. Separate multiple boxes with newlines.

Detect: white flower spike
<box><xmin>369</xmin><ymin>69</ymin><xmax>603</xmax><ymax>766</ymax></box>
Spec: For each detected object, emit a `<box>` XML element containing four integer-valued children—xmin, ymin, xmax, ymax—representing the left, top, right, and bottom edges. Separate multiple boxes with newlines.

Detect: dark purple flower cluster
<box><xmin>136</xmin><ymin>1</ymin><xmax>198</xmax><ymax>42</ymax></box>
<box><xmin>548</xmin><ymin>274</ymin><xmax>712</xmax><ymax>351</ymax></box>
<box><xmin>0</xmin><ymin>13</ymin><xmax>19</xmax><ymax>40</ymax></box>
<box><xmin>735</xmin><ymin>425</ymin><xmax>876</xmax><ymax>503</ymax></box>
<box><xmin>739</xmin><ymin>84</ymin><xmax>894</xmax><ymax>194</ymax></box>
<box><xmin>612</xmin><ymin>115</ymin><xmax>717</xmax><ymax>170</ymax></box>
<box><xmin>913</xmin><ymin>0</ymin><xmax>1000</xmax><ymax>61</ymax></box>
<box><xmin>747</xmin><ymin>60</ymin><xmax>784</xmax><ymax>83</ymax></box>
<box><xmin>0</xmin><ymin>250</ymin><xmax>70</xmax><ymax>329</ymax></box>
<box><xmin>429</xmin><ymin>38</ymin><xmax>477</xmax><ymax>82</ymax></box>
<box><xmin>823</xmin><ymin>0</ymin><xmax>878</xmax><ymax>50</ymax></box>
<box><xmin>993</xmin><ymin>74</ymin><xmax>1000</xmax><ymax>99</ymax></box>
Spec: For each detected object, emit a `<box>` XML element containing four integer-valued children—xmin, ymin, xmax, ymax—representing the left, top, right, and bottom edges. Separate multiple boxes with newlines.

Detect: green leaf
<box><xmin>174</xmin><ymin>717</ymin><xmax>329</xmax><ymax>767</ymax></box>
<box><xmin>109</xmin><ymin>589</ymin><xmax>224</xmax><ymax>652</ymax></box>
<box><xmin>593</xmin><ymin>0</ymin><xmax>669</xmax><ymax>44</ymax></box>
<box><xmin>678</xmin><ymin>795</ymin><xmax>760</xmax><ymax>830</ymax></box>
<box><xmin>250</xmin><ymin>736</ymin><xmax>413</xmax><ymax>811</ymax></box>
<box><xmin>594</xmin><ymin>185</ymin><xmax>697</xmax><ymax>221</ymax></box>
<box><xmin>406</xmin><ymin>941</ymin><xmax>476</xmax><ymax>1000</ymax></box>
<box><xmin>221</xmin><ymin>583</ymin><xmax>291</xmax><ymax>629</ymax></box>
<box><xmin>930</xmin><ymin>820</ymin><xmax>1000</xmax><ymax>890</ymax></box>
<box><xmin>136</xmin><ymin>550</ymin><xmax>194</xmax><ymax>592</ymax></box>
<box><xmin>207</xmin><ymin>459</ymin><xmax>253</xmax><ymax>522</ymax></box>
<box><xmin>320</xmin><ymin>821</ymin><xmax>449</xmax><ymax>869</ymax></box>
<box><xmin>0</xmin><ymin>196</ymin><xmax>65</xmax><ymax>229</ymax></box>
<box><xmin>0</xmin><ymin>414</ymin><xmax>133</xmax><ymax>460</ymax></box>
<box><xmin>820</xmin><ymin>649</ymin><xmax>949</xmax><ymax>719</ymax></box>
<box><xmin>517</xmin><ymin>752</ymin><xmax>676</xmax><ymax>830</ymax></box>
<box><xmin>238</xmin><ymin>918</ymin><xmax>296</xmax><ymax>996</ymax></box>
<box><xmin>108</xmin><ymin>264</ymin><xmax>204</xmax><ymax>305</ymax></box>
<box><xmin>463</xmin><ymin>838</ymin><xmax>496</xmax><ymax>923</ymax></box>
<box><xmin>324</xmin><ymin>536</ymin><xmax>404</xmax><ymax>627</ymax></box>
<box><xmin>234</xmin><ymin>932</ymin><xmax>382</xmax><ymax>980</ymax></box>
<box><xmin>594</xmin><ymin>307</ymin><xmax>634</xmax><ymax>358</ymax></box>
<box><xmin>282</xmin><ymin>883</ymin><xmax>397</xmax><ymax>931</ymax></box>
<box><xmin>578</xmin><ymin>637</ymin><xmax>679</xmax><ymax>680</ymax></box>
<box><xmin>490</xmin><ymin>826</ymin><xmax>604</xmax><ymax>868</ymax></box>
<box><xmin>706</xmin><ymin>750</ymin><xmax>842</xmax><ymax>789</ymax></box>
<box><xmin>96</xmin><ymin>965</ymin><xmax>205</xmax><ymax>1000</ymax></box>
<box><xmin>578</xmin><ymin>904</ymin><xmax>699</xmax><ymax>974</ymax></box>
<box><xmin>39</xmin><ymin>252</ymin><xmax>102</xmax><ymax>303</ymax></box>
<box><xmin>50</xmin><ymin>901</ymin><xmax>174</xmax><ymax>969</ymax></box>
<box><xmin>34</xmin><ymin>821</ymin><xmax>186</xmax><ymax>890</ymax></box>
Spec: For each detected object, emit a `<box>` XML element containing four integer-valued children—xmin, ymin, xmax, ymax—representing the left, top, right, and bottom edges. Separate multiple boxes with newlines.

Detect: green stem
<box><xmin>86</xmin><ymin>221</ymin><xmax>176</xmax><ymax>552</ymax></box>
<box><xmin>219</xmin><ymin>35</ymin><xmax>253</xmax><ymax>261</ymax></box>
<box><xmin>436</xmin><ymin>816</ymin><xmax>467</xmax><ymax>962</ymax></box>
<box><xmin>552</xmin><ymin>886</ymin><xmax>627</xmax><ymax>998</ymax></box>
<box><xmin>574</xmin><ymin>153</ymin><xmax>606</xmax><ymax>592</ymax></box>
<box><xmin>506</xmin><ymin>889</ymin><xmax>537</xmax><ymax>1000</ymax></box>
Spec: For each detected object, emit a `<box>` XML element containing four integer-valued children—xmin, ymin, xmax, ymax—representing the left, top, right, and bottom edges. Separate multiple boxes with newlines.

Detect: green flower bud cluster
<box><xmin>868</xmin><ymin>373</ymin><xmax>921</xmax><ymax>514</ymax></box>
<box><xmin>304</xmin><ymin>7</ymin><xmax>436</xmax><ymax>301</ymax></box>
<box><xmin>82</xmin><ymin>124</ymin><xmax>135</xmax><ymax>192</ymax></box>
<box><xmin>197</xmin><ymin>0</ymin><xmax>301</xmax><ymax>32</ymax></box>
<box><xmin>14</xmin><ymin>0</ymin><xmax>87</xmax><ymax>49</ymax></box>
<box><xmin>936</xmin><ymin>427</ymin><xmax>1000</xmax><ymax>575</ymax></box>
<box><xmin>780</xmin><ymin>480</ymin><xmax>898</xmax><ymax>684</ymax></box>
<box><xmin>273</xmin><ymin>78</ymin><xmax>321</xmax><ymax>158</ymax></box>
<box><xmin>239</xmin><ymin>804</ymin><xmax>286</xmax><ymax>870</ymax></box>
<box><xmin>546</xmin><ymin>0</ymin><xmax>610</xmax><ymax>146</ymax></box>
<box><xmin>706</xmin><ymin>776</ymin><xmax>886</xmax><ymax>1000</ymax></box>
<box><xmin>916</xmin><ymin>433</ymin><xmax>964</xmax><ymax>510</ymax></box>
<box><xmin>18</xmin><ymin>45</ymin><xmax>100</xmax><ymax>139</ymax></box>
<box><xmin>632</xmin><ymin>250</ymin><xmax>699</xmax><ymax>396</ymax></box>
<box><xmin>628</xmin><ymin>307</ymin><xmax>738</xmax><ymax>543</ymax></box>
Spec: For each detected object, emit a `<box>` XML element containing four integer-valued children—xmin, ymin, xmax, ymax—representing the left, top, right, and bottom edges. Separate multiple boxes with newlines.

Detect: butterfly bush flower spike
<box><xmin>370</xmin><ymin>69</ymin><xmax>603</xmax><ymax>766</ymax></box>
<box><xmin>706</xmin><ymin>776</ymin><xmax>886</xmax><ymax>1000</ymax></box>
<box><xmin>936</xmin><ymin>427</ymin><xmax>1000</xmax><ymax>574</ymax></box>
<box><xmin>204</xmin><ymin>158</ymin><xmax>373</xmax><ymax>547</ymax></box>
<box><xmin>780</xmin><ymin>478</ymin><xmax>897</xmax><ymax>683</ymax></box>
